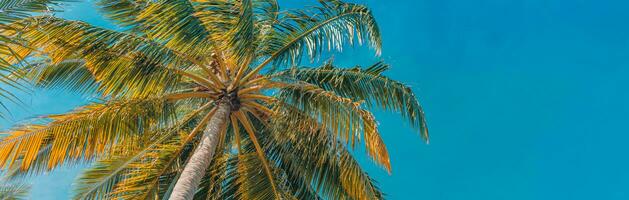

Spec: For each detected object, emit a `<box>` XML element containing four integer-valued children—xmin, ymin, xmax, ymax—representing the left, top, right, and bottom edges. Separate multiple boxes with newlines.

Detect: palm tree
<box><xmin>0</xmin><ymin>0</ymin><xmax>429</xmax><ymax>199</ymax></box>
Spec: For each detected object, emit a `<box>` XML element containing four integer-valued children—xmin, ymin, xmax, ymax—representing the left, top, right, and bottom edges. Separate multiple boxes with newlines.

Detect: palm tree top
<box><xmin>0</xmin><ymin>0</ymin><xmax>429</xmax><ymax>199</ymax></box>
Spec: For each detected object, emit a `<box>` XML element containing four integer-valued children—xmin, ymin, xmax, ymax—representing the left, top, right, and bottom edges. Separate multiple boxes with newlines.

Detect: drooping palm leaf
<box><xmin>275</xmin><ymin>82</ymin><xmax>392</xmax><ymax>171</ymax></box>
<box><xmin>276</xmin><ymin>61</ymin><xmax>430</xmax><ymax>141</ymax></box>
<box><xmin>0</xmin><ymin>97</ymin><xmax>178</xmax><ymax>172</ymax></box>
<box><xmin>267</xmin><ymin>102</ymin><xmax>384</xmax><ymax>200</ymax></box>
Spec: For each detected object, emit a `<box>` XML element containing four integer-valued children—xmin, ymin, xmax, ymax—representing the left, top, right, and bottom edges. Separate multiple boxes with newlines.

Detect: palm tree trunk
<box><xmin>169</xmin><ymin>102</ymin><xmax>231</xmax><ymax>200</ymax></box>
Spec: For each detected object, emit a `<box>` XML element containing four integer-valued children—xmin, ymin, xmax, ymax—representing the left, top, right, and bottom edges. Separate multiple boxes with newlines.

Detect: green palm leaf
<box><xmin>277</xmin><ymin>61</ymin><xmax>430</xmax><ymax>141</ymax></box>
<box><xmin>275</xmin><ymin>82</ymin><xmax>392</xmax><ymax>170</ymax></box>
<box><xmin>0</xmin><ymin>182</ymin><xmax>30</xmax><ymax>200</ymax></box>
<box><xmin>97</xmin><ymin>0</ymin><xmax>214</xmax><ymax>58</ymax></box>
<box><xmin>0</xmin><ymin>97</ymin><xmax>177</xmax><ymax>172</ymax></box>
<box><xmin>7</xmin><ymin>16</ymin><xmax>192</xmax><ymax>97</ymax></box>
<box><xmin>259</xmin><ymin>0</ymin><xmax>381</xmax><ymax>68</ymax></box>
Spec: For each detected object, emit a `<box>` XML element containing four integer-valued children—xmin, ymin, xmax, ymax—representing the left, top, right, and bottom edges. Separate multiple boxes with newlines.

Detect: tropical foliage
<box><xmin>0</xmin><ymin>0</ymin><xmax>429</xmax><ymax>199</ymax></box>
<box><xmin>0</xmin><ymin>0</ymin><xmax>71</xmax><ymax>118</ymax></box>
<box><xmin>0</xmin><ymin>182</ymin><xmax>30</xmax><ymax>200</ymax></box>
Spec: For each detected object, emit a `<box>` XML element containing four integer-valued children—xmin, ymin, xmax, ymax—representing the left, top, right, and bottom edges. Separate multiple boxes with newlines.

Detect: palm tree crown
<box><xmin>0</xmin><ymin>0</ymin><xmax>429</xmax><ymax>199</ymax></box>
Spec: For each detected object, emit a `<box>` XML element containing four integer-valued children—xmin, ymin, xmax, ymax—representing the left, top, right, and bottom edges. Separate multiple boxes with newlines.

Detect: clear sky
<box><xmin>1</xmin><ymin>0</ymin><xmax>628</xmax><ymax>199</ymax></box>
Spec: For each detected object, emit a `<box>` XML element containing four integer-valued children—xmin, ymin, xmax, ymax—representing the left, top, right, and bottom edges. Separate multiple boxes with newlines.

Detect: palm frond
<box><xmin>267</xmin><ymin>109</ymin><xmax>384</xmax><ymax>200</ymax></box>
<box><xmin>275</xmin><ymin>82</ymin><xmax>392</xmax><ymax>171</ymax></box>
<box><xmin>236</xmin><ymin>154</ymin><xmax>283</xmax><ymax>200</ymax></box>
<box><xmin>0</xmin><ymin>182</ymin><xmax>30</xmax><ymax>200</ymax></box>
<box><xmin>0</xmin><ymin>0</ymin><xmax>68</xmax><ymax>23</ymax></box>
<box><xmin>226</xmin><ymin>0</ymin><xmax>256</xmax><ymax>64</ymax></box>
<box><xmin>73</xmin><ymin>103</ymin><xmax>211</xmax><ymax>200</ymax></box>
<box><xmin>97</xmin><ymin>0</ymin><xmax>214</xmax><ymax>58</ymax></box>
<box><xmin>257</xmin><ymin>0</ymin><xmax>381</xmax><ymax>69</ymax></box>
<box><xmin>233</xmin><ymin>110</ymin><xmax>279</xmax><ymax>197</ymax></box>
<box><xmin>192</xmin><ymin>0</ymin><xmax>278</xmax><ymax>60</ymax></box>
<box><xmin>189</xmin><ymin>0</ymin><xmax>239</xmax><ymax>48</ymax></box>
<box><xmin>108</xmin><ymin>104</ymin><xmax>222</xmax><ymax>199</ymax></box>
<box><xmin>20</xmin><ymin>59</ymin><xmax>98</xmax><ymax>94</ymax></box>
<box><xmin>277</xmin><ymin>61</ymin><xmax>430</xmax><ymax>141</ymax></box>
<box><xmin>0</xmin><ymin>97</ymin><xmax>176</xmax><ymax>172</ymax></box>
<box><xmin>94</xmin><ymin>138</ymin><xmax>181</xmax><ymax>199</ymax></box>
<box><xmin>7</xmin><ymin>16</ymin><xmax>196</xmax><ymax>97</ymax></box>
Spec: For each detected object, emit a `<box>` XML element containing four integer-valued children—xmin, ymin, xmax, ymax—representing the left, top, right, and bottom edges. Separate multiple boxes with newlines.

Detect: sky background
<box><xmin>1</xmin><ymin>0</ymin><xmax>629</xmax><ymax>199</ymax></box>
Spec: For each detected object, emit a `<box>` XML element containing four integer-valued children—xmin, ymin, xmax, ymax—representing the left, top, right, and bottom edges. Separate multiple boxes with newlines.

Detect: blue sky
<box><xmin>1</xmin><ymin>0</ymin><xmax>629</xmax><ymax>199</ymax></box>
